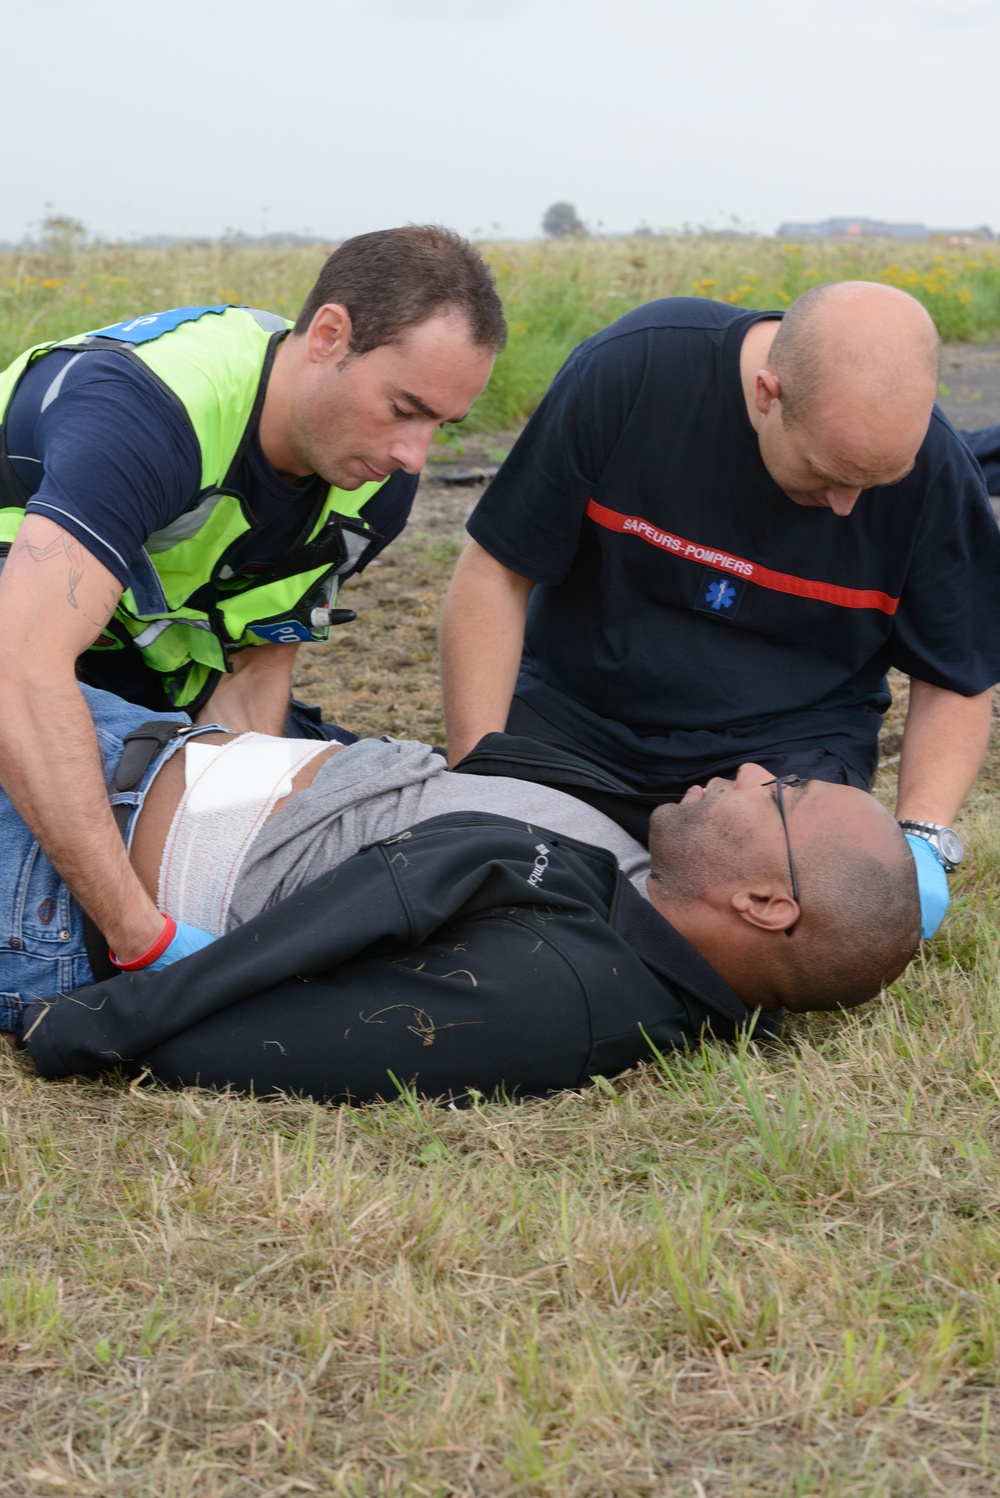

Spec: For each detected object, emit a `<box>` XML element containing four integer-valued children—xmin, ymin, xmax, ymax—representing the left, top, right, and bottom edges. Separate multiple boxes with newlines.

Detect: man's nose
<box><xmin>824</xmin><ymin>487</ymin><xmax>862</xmax><ymax>516</ymax></box>
<box><xmin>734</xmin><ymin>761</ymin><xmax>770</xmax><ymax>786</ymax></box>
<box><xmin>388</xmin><ymin>424</ymin><xmax>436</xmax><ymax>474</ymax></box>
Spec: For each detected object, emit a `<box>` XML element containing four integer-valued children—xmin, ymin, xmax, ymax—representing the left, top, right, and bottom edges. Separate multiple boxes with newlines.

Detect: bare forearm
<box><xmin>196</xmin><ymin>642</ymin><xmax>298</xmax><ymax>735</ymax></box>
<box><xmin>440</xmin><ymin>541</ymin><xmax>535</xmax><ymax>765</ymax></box>
<box><xmin>895</xmin><ymin>678</ymin><xmax>993</xmax><ymax>823</ymax></box>
<box><xmin>0</xmin><ymin>516</ymin><xmax>163</xmax><ymax>959</ymax></box>
<box><xmin>0</xmin><ymin>670</ymin><xmax>163</xmax><ymax>956</ymax></box>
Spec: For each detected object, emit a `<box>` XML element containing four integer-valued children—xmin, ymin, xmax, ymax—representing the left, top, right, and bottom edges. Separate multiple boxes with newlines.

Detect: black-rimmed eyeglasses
<box><xmin>761</xmin><ymin>775</ymin><xmax>805</xmax><ymax>932</ymax></box>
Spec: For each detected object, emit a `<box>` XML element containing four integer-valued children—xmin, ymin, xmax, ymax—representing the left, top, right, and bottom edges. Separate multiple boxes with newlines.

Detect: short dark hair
<box><xmin>781</xmin><ymin>822</ymin><xmax>920</xmax><ymax>1011</ymax></box>
<box><xmin>293</xmin><ymin>225</ymin><xmax>507</xmax><ymax>354</ymax></box>
<box><xmin>647</xmin><ymin>793</ymin><xmax>920</xmax><ymax>1013</ymax></box>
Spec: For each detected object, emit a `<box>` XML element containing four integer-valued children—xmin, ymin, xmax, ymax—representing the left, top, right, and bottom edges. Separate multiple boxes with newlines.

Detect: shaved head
<box><xmin>768</xmin><ymin>280</ymin><xmax>940</xmax><ymax>430</ymax></box>
<box><xmin>744</xmin><ymin>282</ymin><xmax>940</xmax><ymax>515</ymax></box>
<box><xmin>648</xmin><ymin>766</ymin><xmax>921</xmax><ymax>1014</ymax></box>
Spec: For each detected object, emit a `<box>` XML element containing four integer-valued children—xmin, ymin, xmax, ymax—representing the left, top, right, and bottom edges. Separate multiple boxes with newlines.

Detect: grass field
<box><xmin>3</xmin><ymin>657</ymin><xmax>1000</xmax><ymax>1496</ymax></box>
<box><xmin>3</xmin><ymin>233</ymin><xmax>1000</xmax><ymax>429</ymax></box>
<box><xmin>2</xmin><ymin>241</ymin><xmax>1000</xmax><ymax>1494</ymax></box>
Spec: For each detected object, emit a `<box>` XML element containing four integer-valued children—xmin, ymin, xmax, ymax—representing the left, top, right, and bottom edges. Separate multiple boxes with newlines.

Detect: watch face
<box><xmin>938</xmin><ymin>828</ymin><xmax>964</xmax><ymax>865</ymax></box>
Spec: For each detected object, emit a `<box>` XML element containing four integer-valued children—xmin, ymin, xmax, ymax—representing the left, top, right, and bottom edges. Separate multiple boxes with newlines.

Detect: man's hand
<box><xmin>195</xmin><ymin>641</ymin><xmax>298</xmax><ymax>735</ymax></box>
<box><xmin>111</xmin><ymin>917</ymin><xmax>215</xmax><ymax>972</ymax></box>
<box><xmin>895</xmin><ymin>677</ymin><xmax>993</xmax><ymax>824</ymax></box>
<box><xmin>440</xmin><ymin>540</ymin><xmax>535</xmax><ymax>765</ymax></box>
<box><xmin>0</xmin><ymin>515</ymin><xmax>165</xmax><ymax>962</ymax></box>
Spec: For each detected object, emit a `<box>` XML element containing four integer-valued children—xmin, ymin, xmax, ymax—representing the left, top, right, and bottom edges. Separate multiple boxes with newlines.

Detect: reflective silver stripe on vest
<box><xmin>132</xmin><ymin>619</ymin><xmax>175</xmax><ymax>649</ymax></box>
<box><xmin>132</xmin><ymin>616</ymin><xmax>215</xmax><ymax>649</ymax></box>
<box><xmin>244</xmin><ymin>308</ymin><xmax>289</xmax><ymax>333</ymax></box>
<box><xmin>338</xmin><ymin>527</ymin><xmax>374</xmax><ymax>574</ymax></box>
<box><xmin>146</xmin><ymin>493</ymin><xmax>226</xmax><ymax>550</ymax></box>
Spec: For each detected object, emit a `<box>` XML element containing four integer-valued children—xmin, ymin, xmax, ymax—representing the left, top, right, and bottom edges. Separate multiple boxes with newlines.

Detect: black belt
<box><xmin>82</xmin><ymin>720</ymin><xmax>193</xmax><ymax>982</ymax></box>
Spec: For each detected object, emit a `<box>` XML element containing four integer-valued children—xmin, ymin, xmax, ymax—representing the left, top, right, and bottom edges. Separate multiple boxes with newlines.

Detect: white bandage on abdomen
<box><xmin>158</xmin><ymin>733</ymin><xmax>332</xmax><ymax>935</ymax></box>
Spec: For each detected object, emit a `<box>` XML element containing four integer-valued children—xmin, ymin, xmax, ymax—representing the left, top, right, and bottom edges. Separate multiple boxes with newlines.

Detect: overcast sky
<box><xmin>2</xmin><ymin>0</ymin><xmax>997</xmax><ymax>243</ymax></box>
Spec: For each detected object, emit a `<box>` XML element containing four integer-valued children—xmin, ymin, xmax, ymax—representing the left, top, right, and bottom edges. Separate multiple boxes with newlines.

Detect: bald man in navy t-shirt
<box><xmin>441</xmin><ymin>285</ymin><xmax>1000</xmax><ymax>850</ymax></box>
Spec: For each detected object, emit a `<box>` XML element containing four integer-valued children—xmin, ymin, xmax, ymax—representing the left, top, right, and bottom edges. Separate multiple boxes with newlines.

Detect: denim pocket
<box><xmin>15</xmin><ymin>844</ymin><xmax>77</xmax><ymax>950</ymax></box>
<box><xmin>0</xmin><ymin>845</ymin><xmax>93</xmax><ymax>1002</ymax></box>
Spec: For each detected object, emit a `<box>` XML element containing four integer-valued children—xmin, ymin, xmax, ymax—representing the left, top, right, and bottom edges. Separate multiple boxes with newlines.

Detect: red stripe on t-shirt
<box><xmin>585</xmin><ymin>498</ymin><xmax>900</xmax><ymax>616</ymax></box>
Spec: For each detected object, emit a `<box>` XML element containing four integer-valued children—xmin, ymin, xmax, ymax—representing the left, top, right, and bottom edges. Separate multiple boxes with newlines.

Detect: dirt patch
<box><xmin>938</xmin><ymin>341</ymin><xmax>1000</xmax><ymax>431</ymax></box>
<box><xmin>294</xmin><ymin>347</ymin><xmax>1000</xmax><ymax>788</ymax></box>
<box><xmin>293</xmin><ymin>533</ymin><xmax>458</xmax><ymax>746</ymax></box>
<box><xmin>292</xmin><ymin>433</ymin><xmax>515</xmax><ymax>744</ymax></box>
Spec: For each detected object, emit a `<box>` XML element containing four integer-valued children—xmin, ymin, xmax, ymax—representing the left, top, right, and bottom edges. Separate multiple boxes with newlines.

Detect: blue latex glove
<box><xmin>905</xmin><ymin>834</ymin><xmax>951</xmax><ymax>940</ymax></box>
<box><xmin>147</xmin><ymin>921</ymin><xmax>216</xmax><ymax>971</ymax></box>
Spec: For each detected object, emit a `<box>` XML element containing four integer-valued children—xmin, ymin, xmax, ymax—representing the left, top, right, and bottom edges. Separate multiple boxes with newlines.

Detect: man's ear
<box><xmin>731</xmin><ymin>884</ymin><xmax>799</xmax><ymax>933</ymax></box>
<box><xmin>754</xmin><ymin>367</ymin><xmax>782</xmax><ymax>418</ymax></box>
<box><xmin>306</xmin><ymin>303</ymin><xmax>353</xmax><ymax>365</ymax></box>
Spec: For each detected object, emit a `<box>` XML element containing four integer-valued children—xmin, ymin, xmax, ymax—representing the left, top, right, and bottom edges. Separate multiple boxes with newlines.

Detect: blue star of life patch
<box><xmin>694</xmin><ymin>569</ymin><xmax>747</xmax><ymax>620</ymax></box>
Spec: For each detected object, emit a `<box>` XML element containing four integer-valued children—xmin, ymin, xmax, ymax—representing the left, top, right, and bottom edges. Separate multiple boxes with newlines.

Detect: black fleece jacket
<box><xmin>21</xmin><ymin>810</ymin><xmax>775</xmax><ymax>1102</ymax></box>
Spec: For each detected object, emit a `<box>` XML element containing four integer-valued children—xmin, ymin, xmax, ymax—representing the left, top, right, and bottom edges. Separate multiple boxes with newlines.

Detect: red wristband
<box><xmin>109</xmin><ymin>914</ymin><xmax>177</xmax><ymax>972</ymax></box>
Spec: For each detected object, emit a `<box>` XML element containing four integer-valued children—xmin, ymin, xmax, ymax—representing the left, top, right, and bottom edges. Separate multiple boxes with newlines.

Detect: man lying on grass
<box><xmin>4</xmin><ymin>686</ymin><xmax>924</xmax><ymax>1102</ymax></box>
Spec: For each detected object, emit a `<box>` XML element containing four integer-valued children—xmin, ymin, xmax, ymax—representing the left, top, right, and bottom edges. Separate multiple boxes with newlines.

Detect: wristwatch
<box><xmin>898</xmin><ymin>820</ymin><xmax>964</xmax><ymax>871</ymax></box>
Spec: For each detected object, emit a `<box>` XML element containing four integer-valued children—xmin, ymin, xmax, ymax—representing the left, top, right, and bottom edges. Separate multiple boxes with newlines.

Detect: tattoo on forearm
<box><xmin>66</xmin><ymin>557</ymin><xmax>84</xmax><ymax>608</ymax></box>
<box><xmin>15</xmin><ymin>528</ymin><xmax>120</xmax><ymax>628</ymax></box>
<box><xmin>16</xmin><ymin>533</ymin><xmax>73</xmax><ymax>565</ymax></box>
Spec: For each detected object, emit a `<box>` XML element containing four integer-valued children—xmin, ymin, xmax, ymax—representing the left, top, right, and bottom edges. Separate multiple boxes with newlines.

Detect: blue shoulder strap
<box><xmin>87</xmin><ymin>305</ymin><xmax>231</xmax><ymax>345</ymax></box>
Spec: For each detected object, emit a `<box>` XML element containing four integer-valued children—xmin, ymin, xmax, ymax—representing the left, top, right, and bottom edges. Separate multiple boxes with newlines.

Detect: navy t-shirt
<box><xmin>5</xmin><ymin>347</ymin><xmax>417</xmax><ymax>591</ymax></box>
<box><xmin>467</xmin><ymin>298</ymin><xmax>1000</xmax><ymax>784</ymax></box>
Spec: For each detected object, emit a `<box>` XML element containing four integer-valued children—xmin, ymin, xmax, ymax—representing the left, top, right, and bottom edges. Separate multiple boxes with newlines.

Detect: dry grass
<box><xmin>3</xmin><ymin>503</ymin><xmax>1000</xmax><ymax>1492</ymax></box>
<box><xmin>5</xmin><ymin>926</ymin><xmax>1000</xmax><ymax>1495</ymax></box>
<box><xmin>292</xmin><ymin>537</ymin><xmax>462</xmax><ymax>747</ymax></box>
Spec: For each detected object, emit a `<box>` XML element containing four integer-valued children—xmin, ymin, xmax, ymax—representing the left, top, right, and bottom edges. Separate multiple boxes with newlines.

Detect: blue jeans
<box><xmin>0</xmin><ymin>686</ymin><xmax>196</xmax><ymax>1031</ymax></box>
